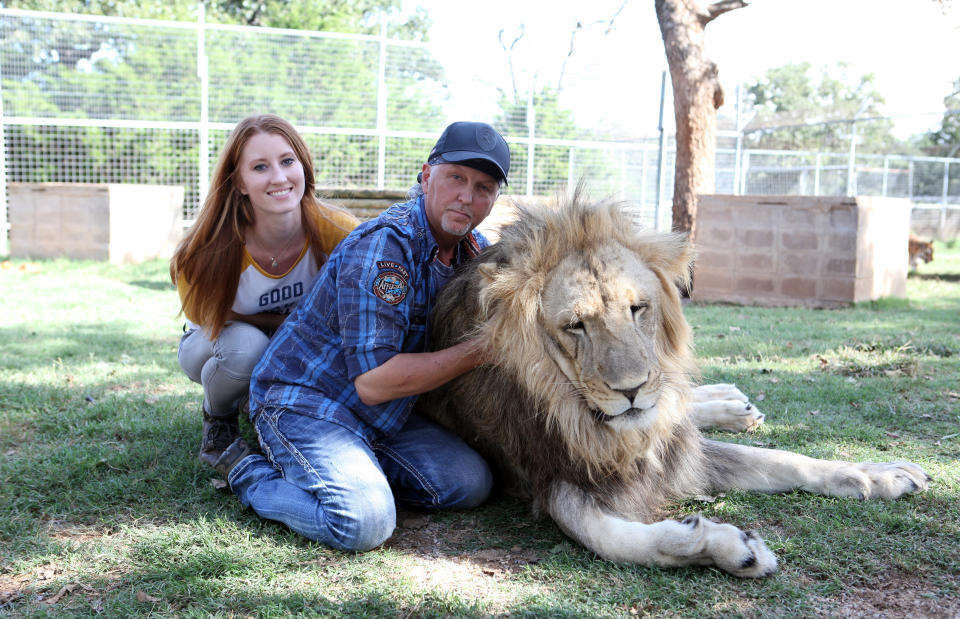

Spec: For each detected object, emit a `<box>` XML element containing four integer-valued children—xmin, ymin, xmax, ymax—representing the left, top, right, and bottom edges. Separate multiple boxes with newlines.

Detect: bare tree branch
<box><xmin>703</xmin><ymin>0</ymin><xmax>748</xmax><ymax>25</ymax></box>
<box><xmin>498</xmin><ymin>26</ymin><xmax>525</xmax><ymax>102</ymax></box>
<box><xmin>606</xmin><ymin>0</ymin><xmax>629</xmax><ymax>33</ymax></box>
<box><xmin>557</xmin><ymin>1</ymin><xmax>629</xmax><ymax>94</ymax></box>
<box><xmin>556</xmin><ymin>21</ymin><xmax>583</xmax><ymax>95</ymax></box>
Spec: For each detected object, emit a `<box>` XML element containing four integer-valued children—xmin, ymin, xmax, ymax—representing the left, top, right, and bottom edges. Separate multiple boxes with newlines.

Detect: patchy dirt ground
<box><xmin>816</xmin><ymin>571</ymin><xmax>960</xmax><ymax>619</ymax></box>
<box><xmin>385</xmin><ymin>508</ymin><xmax>548</xmax><ymax>574</ymax></box>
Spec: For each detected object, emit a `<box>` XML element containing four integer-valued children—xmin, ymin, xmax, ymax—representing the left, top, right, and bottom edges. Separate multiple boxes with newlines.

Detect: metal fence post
<box><xmin>846</xmin><ymin>120</ymin><xmax>857</xmax><ymax>197</ymax></box>
<box><xmin>640</xmin><ymin>147</ymin><xmax>648</xmax><ymax>215</ymax></box>
<box><xmin>942</xmin><ymin>161</ymin><xmax>950</xmax><ymax>229</ymax></box>
<box><xmin>525</xmin><ymin>89</ymin><xmax>534</xmax><ymax>197</ymax></box>
<box><xmin>739</xmin><ymin>150</ymin><xmax>750</xmax><ymax>194</ymax></box>
<box><xmin>0</xmin><ymin>50</ymin><xmax>7</xmax><ymax>256</ymax></box>
<box><xmin>376</xmin><ymin>16</ymin><xmax>387</xmax><ymax>191</ymax></box>
<box><xmin>197</xmin><ymin>2</ymin><xmax>209</xmax><ymax>214</ymax></box>
<box><xmin>733</xmin><ymin>84</ymin><xmax>743</xmax><ymax>196</ymax></box>
<box><xmin>814</xmin><ymin>153</ymin><xmax>821</xmax><ymax>196</ymax></box>
<box><xmin>654</xmin><ymin>70</ymin><xmax>667</xmax><ymax>231</ymax></box>
<box><xmin>882</xmin><ymin>156</ymin><xmax>889</xmax><ymax>196</ymax></box>
<box><xmin>908</xmin><ymin>161</ymin><xmax>915</xmax><ymax>202</ymax></box>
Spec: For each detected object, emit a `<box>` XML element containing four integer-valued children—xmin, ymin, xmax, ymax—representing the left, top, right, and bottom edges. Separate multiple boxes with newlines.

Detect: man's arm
<box><xmin>354</xmin><ymin>337</ymin><xmax>485</xmax><ymax>406</ymax></box>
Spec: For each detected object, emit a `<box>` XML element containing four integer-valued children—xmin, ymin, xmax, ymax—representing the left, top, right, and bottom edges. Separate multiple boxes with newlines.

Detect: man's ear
<box><xmin>420</xmin><ymin>163</ymin><xmax>432</xmax><ymax>189</ymax></box>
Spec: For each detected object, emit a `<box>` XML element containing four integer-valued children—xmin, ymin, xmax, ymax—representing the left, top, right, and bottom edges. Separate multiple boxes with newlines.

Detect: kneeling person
<box><xmin>217</xmin><ymin>122</ymin><xmax>510</xmax><ymax>551</ymax></box>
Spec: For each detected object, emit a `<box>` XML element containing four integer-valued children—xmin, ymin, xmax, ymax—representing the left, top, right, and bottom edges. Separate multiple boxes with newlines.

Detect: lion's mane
<box><xmin>418</xmin><ymin>193</ymin><xmax>709</xmax><ymax>521</ymax></box>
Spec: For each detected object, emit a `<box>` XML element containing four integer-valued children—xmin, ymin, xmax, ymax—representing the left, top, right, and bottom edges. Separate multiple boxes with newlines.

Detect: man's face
<box><xmin>421</xmin><ymin>163</ymin><xmax>500</xmax><ymax>244</ymax></box>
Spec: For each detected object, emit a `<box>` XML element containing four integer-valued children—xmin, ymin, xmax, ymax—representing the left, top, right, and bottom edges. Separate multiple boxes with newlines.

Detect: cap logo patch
<box><xmin>476</xmin><ymin>126</ymin><xmax>497</xmax><ymax>151</ymax></box>
<box><xmin>373</xmin><ymin>260</ymin><xmax>409</xmax><ymax>305</ymax></box>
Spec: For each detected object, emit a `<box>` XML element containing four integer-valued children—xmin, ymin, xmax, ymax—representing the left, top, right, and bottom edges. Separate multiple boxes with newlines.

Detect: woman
<box><xmin>170</xmin><ymin>114</ymin><xmax>358</xmax><ymax>467</ymax></box>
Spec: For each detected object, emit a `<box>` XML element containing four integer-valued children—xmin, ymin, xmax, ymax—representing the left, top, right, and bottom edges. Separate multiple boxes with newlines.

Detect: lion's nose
<box><xmin>617</xmin><ymin>387</ymin><xmax>640</xmax><ymax>402</ymax></box>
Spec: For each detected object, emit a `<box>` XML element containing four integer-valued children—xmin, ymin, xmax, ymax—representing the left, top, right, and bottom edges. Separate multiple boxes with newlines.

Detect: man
<box><xmin>215</xmin><ymin>121</ymin><xmax>510</xmax><ymax>552</ymax></box>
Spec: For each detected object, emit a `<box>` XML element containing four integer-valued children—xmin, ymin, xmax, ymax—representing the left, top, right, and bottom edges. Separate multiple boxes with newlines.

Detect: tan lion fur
<box><xmin>418</xmin><ymin>191</ymin><xmax>708</xmax><ymax>521</ymax></box>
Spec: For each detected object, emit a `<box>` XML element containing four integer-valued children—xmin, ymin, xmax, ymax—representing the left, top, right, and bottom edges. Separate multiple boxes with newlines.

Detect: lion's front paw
<box><xmin>690</xmin><ymin>400</ymin><xmax>765</xmax><ymax>432</ymax></box>
<box><xmin>827</xmin><ymin>461</ymin><xmax>931</xmax><ymax>500</ymax></box>
<box><xmin>681</xmin><ymin>515</ymin><xmax>777</xmax><ymax>578</ymax></box>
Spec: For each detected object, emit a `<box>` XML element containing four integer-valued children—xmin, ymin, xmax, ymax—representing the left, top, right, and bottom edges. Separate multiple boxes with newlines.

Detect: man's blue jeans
<box><xmin>227</xmin><ymin>407</ymin><xmax>492</xmax><ymax>551</ymax></box>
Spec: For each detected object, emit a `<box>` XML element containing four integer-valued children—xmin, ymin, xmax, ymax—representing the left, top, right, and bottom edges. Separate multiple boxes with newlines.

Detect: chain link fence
<box><xmin>2</xmin><ymin>7</ymin><xmax>958</xmax><ymax>256</ymax></box>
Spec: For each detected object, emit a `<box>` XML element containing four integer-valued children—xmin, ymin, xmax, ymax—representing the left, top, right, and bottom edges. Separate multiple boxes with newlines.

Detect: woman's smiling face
<box><xmin>236</xmin><ymin>131</ymin><xmax>305</xmax><ymax>217</ymax></box>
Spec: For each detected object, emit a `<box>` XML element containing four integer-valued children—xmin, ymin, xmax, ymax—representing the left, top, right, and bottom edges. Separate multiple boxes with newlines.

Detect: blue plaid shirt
<box><xmin>249</xmin><ymin>196</ymin><xmax>489</xmax><ymax>440</ymax></box>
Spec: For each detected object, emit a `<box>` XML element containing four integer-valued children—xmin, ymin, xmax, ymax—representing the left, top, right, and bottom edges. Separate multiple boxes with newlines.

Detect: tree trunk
<box><xmin>654</xmin><ymin>0</ymin><xmax>746</xmax><ymax>238</ymax></box>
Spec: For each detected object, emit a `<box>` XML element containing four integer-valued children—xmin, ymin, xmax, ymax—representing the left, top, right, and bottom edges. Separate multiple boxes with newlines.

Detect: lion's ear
<box><xmin>635</xmin><ymin>232</ymin><xmax>693</xmax><ymax>282</ymax></box>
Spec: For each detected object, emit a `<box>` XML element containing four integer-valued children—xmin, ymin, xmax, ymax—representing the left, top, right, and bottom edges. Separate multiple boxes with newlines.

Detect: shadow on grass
<box><xmin>908</xmin><ymin>271</ymin><xmax>960</xmax><ymax>282</ymax></box>
<box><xmin>0</xmin><ymin>323</ymin><xmax>179</xmax><ymax>373</ymax></box>
<box><xmin>128</xmin><ymin>279</ymin><xmax>176</xmax><ymax>291</ymax></box>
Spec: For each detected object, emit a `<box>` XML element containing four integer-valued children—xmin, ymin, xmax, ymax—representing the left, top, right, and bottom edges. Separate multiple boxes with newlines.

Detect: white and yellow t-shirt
<box><xmin>231</xmin><ymin>244</ymin><xmax>319</xmax><ymax>317</ymax></box>
<box><xmin>178</xmin><ymin>205</ymin><xmax>359</xmax><ymax>331</ymax></box>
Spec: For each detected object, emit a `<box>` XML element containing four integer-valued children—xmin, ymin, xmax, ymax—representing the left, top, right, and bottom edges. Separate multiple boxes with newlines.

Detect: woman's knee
<box><xmin>178</xmin><ymin>329</ymin><xmax>213</xmax><ymax>383</ymax></box>
<box><xmin>215</xmin><ymin>322</ymin><xmax>271</xmax><ymax>377</ymax></box>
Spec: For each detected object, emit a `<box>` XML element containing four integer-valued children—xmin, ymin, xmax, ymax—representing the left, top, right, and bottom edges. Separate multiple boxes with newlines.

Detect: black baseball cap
<box><xmin>426</xmin><ymin>121</ymin><xmax>510</xmax><ymax>184</ymax></box>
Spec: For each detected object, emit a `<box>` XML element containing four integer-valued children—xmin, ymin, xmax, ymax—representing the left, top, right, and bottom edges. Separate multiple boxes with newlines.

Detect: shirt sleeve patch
<box><xmin>372</xmin><ymin>260</ymin><xmax>410</xmax><ymax>305</ymax></box>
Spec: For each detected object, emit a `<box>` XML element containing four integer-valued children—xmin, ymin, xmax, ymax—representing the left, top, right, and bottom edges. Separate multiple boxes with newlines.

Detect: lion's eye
<box><xmin>566</xmin><ymin>320</ymin><xmax>585</xmax><ymax>332</ymax></box>
<box><xmin>630</xmin><ymin>303</ymin><xmax>648</xmax><ymax>316</ymax></box>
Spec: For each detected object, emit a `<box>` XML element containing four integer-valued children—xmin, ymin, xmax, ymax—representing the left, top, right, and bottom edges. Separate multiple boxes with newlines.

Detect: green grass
<box><xmin>1</xmin><ymin>246</ymin><xmax>959</xmax><ymax>618</ymax></box>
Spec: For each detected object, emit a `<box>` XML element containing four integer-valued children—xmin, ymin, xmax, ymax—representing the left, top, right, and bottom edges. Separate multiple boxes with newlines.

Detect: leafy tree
<box><xmin>1</xmin><ymin>0</ymin><xmax>427</xmax><ymax>35</ymax></box>
<box><xmin>922</xmin><ymin>77</ymin><xmax>960</xmax><ymax>158</ymax></box>
<box><xmin>0</xmin><ymin>0</ymin><xmax>442</xmax><ymax>202</ymax></box>
<box><xmin>743</xmin><ymin>62</ymin><xmax>899</xmax><ymax>153</ymax></box>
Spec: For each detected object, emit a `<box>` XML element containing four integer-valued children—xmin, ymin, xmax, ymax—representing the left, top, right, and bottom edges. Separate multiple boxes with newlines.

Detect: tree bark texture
<box><xmin>654</xmin><ymin>0</ymin><xmax>746</xmax><ymax>237</ymax></box>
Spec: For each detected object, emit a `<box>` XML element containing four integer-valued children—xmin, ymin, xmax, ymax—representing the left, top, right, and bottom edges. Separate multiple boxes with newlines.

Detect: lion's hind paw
<box><xmin>829</xmin><ymin>461</ymin><xmax>931</xmax><ymax>500</ymax></box>
<box><xmin>860</xmin><ymin>461</ymin><xmax>931</xmax><ymax>499</ymax></box>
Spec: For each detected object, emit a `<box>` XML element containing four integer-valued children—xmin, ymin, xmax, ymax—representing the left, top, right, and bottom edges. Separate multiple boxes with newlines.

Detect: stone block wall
<box><xmin>692</xmin><ymin>195</ymin><xmax>910</xmax><ymax>307</ymax></box>
<box><xmin>8</xmin><ymin>183</ymin><xmax>184</xmax><ymax>264</ymax></box>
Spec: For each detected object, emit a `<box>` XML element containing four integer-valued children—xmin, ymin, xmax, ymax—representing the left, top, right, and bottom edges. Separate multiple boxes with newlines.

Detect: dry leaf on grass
<box><xmin>136</xmin><ymin>590</ymin><xmax>160</xmax><ymax>603</ymax></box>
<box><xmin>44</xmin><ymin>583</ymin><xmax>78</xmax><ymax>604</ymax></box>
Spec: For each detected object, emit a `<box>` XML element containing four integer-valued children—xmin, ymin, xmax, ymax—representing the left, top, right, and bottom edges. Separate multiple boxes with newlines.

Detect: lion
<box><xmin>417</xmin><ymin>193</ymin><xmax>930</xmax><ymax>578</ymax></box>
<box><xmin>909</xmin><ymin>233</ymin><xmax>934</xmax><ymax>269</ymax></box>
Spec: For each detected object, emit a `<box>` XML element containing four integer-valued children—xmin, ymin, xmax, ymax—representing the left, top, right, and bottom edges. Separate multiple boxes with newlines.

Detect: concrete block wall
<box><xmin>8</xmin><ymin>183</ymin><xmax>184</xmax><ymax>264</ymax></box>
<box><xmin>692</xmin><ymin>195</ymin><xmax>911</xmax><ymax>308</ymax></box>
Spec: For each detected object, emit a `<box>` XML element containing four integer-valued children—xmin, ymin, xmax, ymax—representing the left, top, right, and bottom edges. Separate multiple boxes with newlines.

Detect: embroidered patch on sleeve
<box><xmin>372</xmin><ymin>260</ymin><xmax>410</xmax><ymax>305</ymax></box>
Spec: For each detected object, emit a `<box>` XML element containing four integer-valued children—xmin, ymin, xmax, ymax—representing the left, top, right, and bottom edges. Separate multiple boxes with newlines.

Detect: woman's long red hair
<box><xmin>170</xmin><ymin>114</ymin><xmax>350</xmax><ymax>339</ymax></box>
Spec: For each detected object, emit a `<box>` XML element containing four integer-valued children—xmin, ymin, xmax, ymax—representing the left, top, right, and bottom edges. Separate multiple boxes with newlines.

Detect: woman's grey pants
<box><xmin>178</xmin><ymin>322</ymin><xmax>270</xmax><ymax>418</ymax></box>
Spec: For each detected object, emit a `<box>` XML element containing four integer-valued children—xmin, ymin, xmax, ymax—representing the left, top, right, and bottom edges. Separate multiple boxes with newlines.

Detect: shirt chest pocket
<box><xmin>409</xmin><ymin>303</ymin><xmax>428</xmax><ymax>329</ymax></box>
<box><xmin>405</xmin><ymin>303</ymin><xmax>429</xmax><ymax>350</ymax></box>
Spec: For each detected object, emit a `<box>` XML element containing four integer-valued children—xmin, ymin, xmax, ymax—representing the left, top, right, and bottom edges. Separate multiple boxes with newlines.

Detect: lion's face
<box><xmin>541</xmin><ymin>242</ymin><xmax>669</xmax><ymax>430</ymax></box>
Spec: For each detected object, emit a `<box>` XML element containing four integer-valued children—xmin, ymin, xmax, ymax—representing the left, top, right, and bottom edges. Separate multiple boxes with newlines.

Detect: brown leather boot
<box><xmin>198</xmin><ymin>409</ymin><xmax>240</xmax><ymax>468</ymax></box>
<box><xmin>213</xmin><ymin>437</ymin><xmax>258</xmax><ymax>479</ymax></box>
